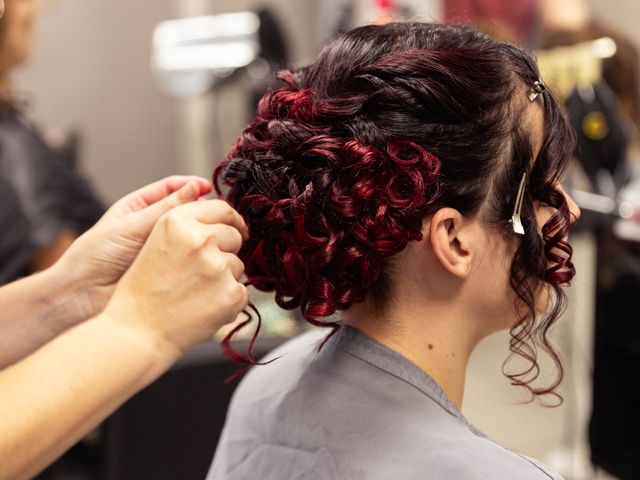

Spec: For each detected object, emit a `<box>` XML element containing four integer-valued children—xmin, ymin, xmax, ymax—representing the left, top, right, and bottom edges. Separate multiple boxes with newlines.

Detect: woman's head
<box><xmin>216</xmin><ymin>22</ymin><xmax>578</xmax><ymax>398</ymax></box>
<box><xmin>0</xmin><ymin>0</ymin><xmax>37</xmax><ymax>73</ymax></box>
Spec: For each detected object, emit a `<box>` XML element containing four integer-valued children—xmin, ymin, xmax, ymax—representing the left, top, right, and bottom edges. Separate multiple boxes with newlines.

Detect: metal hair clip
<box><xmin>510</xmin><ymin>173</ymin><xmax>527</xmax><ymax>235</ymax></box>
<box><xmin>528</xmin><ymin>80</ymin><xmax>546</xmax><ymax>102</ymax></box>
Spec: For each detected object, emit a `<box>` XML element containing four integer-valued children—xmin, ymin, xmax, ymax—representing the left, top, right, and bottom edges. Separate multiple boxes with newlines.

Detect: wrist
<box><xmin>98</xmin><ymin>304</ymin><xmax>183</xmax><ymax>367</ymax></box>
<box><xmin>0</xmin><ymin>264</ymin><xmax>96</xmax><ymax>369</ymax></box>
<box><xmin>42</xmin><ymin>260</ymin><xmax>96</xmax><ymax>330</ymax></box>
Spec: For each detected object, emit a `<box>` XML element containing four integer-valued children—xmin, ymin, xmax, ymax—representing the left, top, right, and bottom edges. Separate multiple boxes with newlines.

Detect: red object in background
<box><xmin>444</xmin><ymin>0</ymin><xmax>539</xmax><ymax>44</ymax></box>
<box><xmin>368</xmin><ymin>0</ymin><xmax>398</xmax><ymax>25</ymax></box>
<box><xmin>376</xmin><ymin>0</ymin><xmax>395</xmax><ymax>10</ymax></box>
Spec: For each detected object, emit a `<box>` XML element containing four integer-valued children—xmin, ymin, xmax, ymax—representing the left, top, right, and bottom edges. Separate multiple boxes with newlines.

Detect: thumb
<box><xmin>129</xmin><ymin>180</ymin><xmax>201</xmax><ymax>233</ymax></box>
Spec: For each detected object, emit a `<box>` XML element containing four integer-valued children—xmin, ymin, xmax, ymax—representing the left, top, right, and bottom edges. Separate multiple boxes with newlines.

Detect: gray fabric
<box><xmin>0</xmin><ymin>176</ymin><xmax>33</xmax><ymax>283</ymax></box>
<box><xmin>208</xmin><ymin>326</ymin><xmax>564</xmax><ymax>480</ymax></box>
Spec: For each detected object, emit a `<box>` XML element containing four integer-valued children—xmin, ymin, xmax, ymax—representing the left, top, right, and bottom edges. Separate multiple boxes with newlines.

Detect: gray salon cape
<box><xmin>208</xmin><ymin>326</ymin><xmax>564</xmax><ymax>479</ymax></box>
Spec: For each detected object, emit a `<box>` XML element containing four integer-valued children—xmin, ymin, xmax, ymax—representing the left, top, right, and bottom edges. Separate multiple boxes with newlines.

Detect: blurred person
<box><xmin>0</xmin><ymin>0</ymin><xmax>104</xmax><ymax>283</ymax></box>
<box><xmin>540</xmin><ymin>0</ymin><xmax>640</xmax><ymax>128</ymax></box>
<box><xmin>540</xmin><ymin>1</ymin><xmax>640</xmax><ymax>477</ymax></box>
<box><xmin>209</xmin><ymin>22</ymin><xmax>579</xmax><ymax>479</ymax></box>
<box><xmin>0</xmin><ymin>175</ymin><xmax>249</xmax><ymax>480</ymax></box>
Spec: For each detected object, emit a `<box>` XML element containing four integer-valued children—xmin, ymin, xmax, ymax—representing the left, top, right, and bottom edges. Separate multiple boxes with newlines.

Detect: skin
<box><xmin>0</xmin><ymin>0</ymin><xmax>37</xmax><ymax>71</ymax></box>
<box><xmin>343</xmin><ymin>96</ymin><xmax>581</xmax><ymax>410</ymax></box>
<box><xmin>0</xmin><ymin>176</ymin><xmax>249</xmax><ymax>480</ymax></box>
<box><xmin>540</xmin><ymin>0</ymin><xmax>591</xmax><ymax>32</ymax></box>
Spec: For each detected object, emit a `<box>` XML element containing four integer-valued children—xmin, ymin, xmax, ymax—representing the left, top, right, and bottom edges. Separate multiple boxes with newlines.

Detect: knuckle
<box><xmin>211</xmin><ymin>225</ymin><xmax>243</xmax><ymax>251</ymax></box>
<box><xmin>228</xmin><ymin>283</ymin><xmax>249</xmax><ymax>308</ymax></box>
<box><xmin>234</xmin><ymin>256</ymin><xmax>246</xmax><ymax>273</ymax></box>
<box><xmin>214</xmin><ymin>200</ymin><xmax>235</xmax><ymax>222</ymax></box>
<box><xmin>231</xmin><ymin>228</ymin><xmax>243</xmax><ymax>249</ymax></box>
<box><xmin>203</xmin><ymin>252</ymin><xmax>226</xmax><ymax>274</ymax></box>
<box><xmin>186</xmin><ymin>232</ymin><xmax>204</xmax><ymax>250</ymax></box>
<box><xmin>160</xmin><ymin>209</ymin><xmax>184</xmax><ymax>230</ymax></box>
<box><xmin>224</xmin><ymin>207</ymin><xmax>238</xmax><ymax>225</ymax></box>
<box><xmin>211</xmin><ymin>198</ymin><xmax>230</xmax><ymax>210</ymax></box>
<box><xmin>160</xmin><ymin>212</ymin><xmax>205</xmax><ymax>247</ymax></box>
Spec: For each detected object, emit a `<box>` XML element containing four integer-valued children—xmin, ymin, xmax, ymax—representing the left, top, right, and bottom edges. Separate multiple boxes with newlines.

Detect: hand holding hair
<box><xmin>102</xmin><ymin>198</ymin><xmax>249</xmax><ymax>359</ymax></box>
<box><xmin>0</xmin><ymin>183</ymin><xmax>249</xmax><ymax>480</ymax></box>
<box><xmin>53</xmin><ymin>175</ymin><xmax>214</xmax><ymax>322</ymax></box>
<box><xmin>0</xmin><ymin>176</ymin><xmax>213</xmax><ymax>368</ymax></box>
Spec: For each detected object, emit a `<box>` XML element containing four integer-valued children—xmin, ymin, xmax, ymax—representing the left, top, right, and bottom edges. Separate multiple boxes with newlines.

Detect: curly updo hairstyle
<box><xmin>215</xmin><ymin>23</ymin><xmax>576</xmax><ymax>400</ymax></box>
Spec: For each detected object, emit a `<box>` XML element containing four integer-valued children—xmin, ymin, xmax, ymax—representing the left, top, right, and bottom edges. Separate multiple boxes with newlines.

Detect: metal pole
<box><xmin>177</xmin><ymin>0</ymin><xmax>217</xmax><ymax>178</ymax></box>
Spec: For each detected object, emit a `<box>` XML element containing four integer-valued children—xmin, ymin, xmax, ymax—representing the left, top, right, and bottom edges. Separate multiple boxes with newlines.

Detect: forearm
<box><xmin>0</xmin><ymin>312</ymin><xmax>178</xmax><ymax>480</ymax></box>
<box><xmin>0</xmin><ymin>264</ymin><xmax>93</xmax><ymax>368</ymax></box>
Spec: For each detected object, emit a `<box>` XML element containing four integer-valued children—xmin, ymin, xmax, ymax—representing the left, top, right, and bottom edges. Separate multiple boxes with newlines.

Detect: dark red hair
<box><xmin>215</xmin><ymin>23</ymin><xmax>575</xmax><ymax>401</ymax></box>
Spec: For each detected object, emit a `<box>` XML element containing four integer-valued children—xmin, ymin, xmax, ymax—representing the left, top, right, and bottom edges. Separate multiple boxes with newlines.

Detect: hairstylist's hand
<box><xmin>101</xmin><ymin>200</ymin><xmax>249</xmax><ymax>358</ymax></box>
<box><xmin>52</xmin><ymin>176</ymin><xmax>212</xmax><ymax>321</ymax></box>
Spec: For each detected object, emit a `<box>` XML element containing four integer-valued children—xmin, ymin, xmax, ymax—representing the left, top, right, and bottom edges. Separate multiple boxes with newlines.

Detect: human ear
<box><xmin>428</xmin><ymin>208</ymin><xmax>472</xmax><ymax>279</ymax></box>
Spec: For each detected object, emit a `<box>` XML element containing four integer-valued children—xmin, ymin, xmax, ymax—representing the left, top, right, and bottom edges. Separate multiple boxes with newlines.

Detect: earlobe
<box><xmin>428</xmin><ymin>208</ymin><xmax>472</xmax><ymax>279</ymax></box>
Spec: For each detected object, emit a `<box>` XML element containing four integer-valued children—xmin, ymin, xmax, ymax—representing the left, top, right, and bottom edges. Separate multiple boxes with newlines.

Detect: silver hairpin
<box><xmin>510</xmin><ymin>173</ymin><xmax>527</xmax><ymax>235</ymax></box>
<box><xmin>528</xmin><ymin>80</ymin><xmax>546</xmax><ymax>102</ymax></box>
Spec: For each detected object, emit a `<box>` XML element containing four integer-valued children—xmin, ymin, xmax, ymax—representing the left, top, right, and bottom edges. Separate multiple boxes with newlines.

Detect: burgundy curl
<box><xmin>214</xmin><ymin>87</ymin><xmax>443</xmax><ymax>363</ymax></box>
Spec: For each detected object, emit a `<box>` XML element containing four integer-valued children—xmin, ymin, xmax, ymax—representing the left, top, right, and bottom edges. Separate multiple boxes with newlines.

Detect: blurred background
<box><xmin>2</xmin><ymin>0</ymin><xmax>640</xmax><ymax>479</ymax></box>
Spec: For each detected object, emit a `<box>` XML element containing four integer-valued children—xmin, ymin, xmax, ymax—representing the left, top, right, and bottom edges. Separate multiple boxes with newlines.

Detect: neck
<box><xmin>341</xmin><ymin>296</ymin><xmax>482</xmax><ymax>410</ymax></box>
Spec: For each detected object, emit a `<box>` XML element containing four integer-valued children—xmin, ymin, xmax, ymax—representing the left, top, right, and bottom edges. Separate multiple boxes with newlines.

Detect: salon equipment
<box><xmin>151</xmin><ymin>10</ymin><xmax>288</xmax><ymax>98</ymax></box>
<box><xmin>151</xmin><ymin>12</ymin><xmax>260</xmax><ymax>97</ymax></box>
